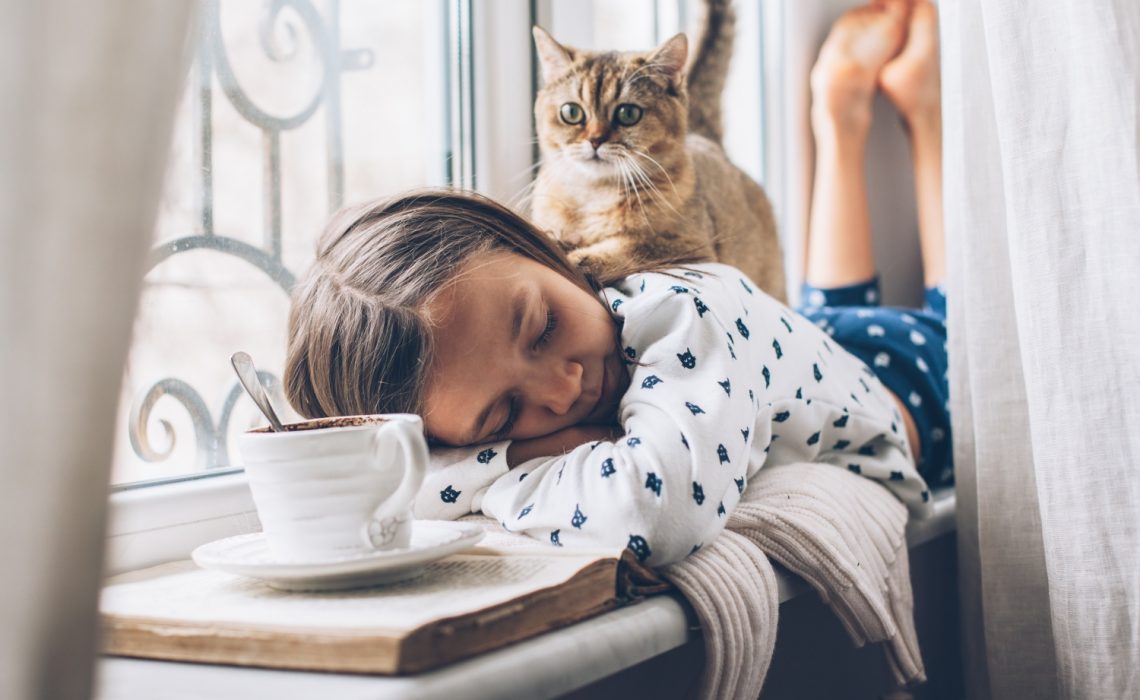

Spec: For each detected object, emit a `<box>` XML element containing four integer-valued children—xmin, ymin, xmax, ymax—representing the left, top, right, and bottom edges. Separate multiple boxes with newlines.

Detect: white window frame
<box><xmin>105</xmin><ymin>0</ymin><xmax>786</xmax><ymax>575</ymax></box>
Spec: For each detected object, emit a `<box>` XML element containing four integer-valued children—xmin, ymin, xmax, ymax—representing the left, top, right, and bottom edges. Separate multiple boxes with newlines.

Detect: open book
<box><xmin>99</xmin><ymin>522</ymin><xmax>669</xmax><ymax>675</ymax></box>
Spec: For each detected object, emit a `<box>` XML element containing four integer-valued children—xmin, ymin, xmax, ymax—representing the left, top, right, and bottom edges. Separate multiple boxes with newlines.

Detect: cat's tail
<box><xmin>686</xmin><ymin>0</ymin><xmax>735</xmax><ymax>145</ymax></box>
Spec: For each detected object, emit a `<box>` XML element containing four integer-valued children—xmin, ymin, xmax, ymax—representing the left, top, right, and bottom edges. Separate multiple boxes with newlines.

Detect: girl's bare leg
<box><xmin>880</xmin><ymin>1</ymin><xmax>944</xmax><ymax>288</ymax></box>
<box><xmin>806</xmin><ymin>0</ymin><xmax>912</xmax><ymax>289</ymax></box>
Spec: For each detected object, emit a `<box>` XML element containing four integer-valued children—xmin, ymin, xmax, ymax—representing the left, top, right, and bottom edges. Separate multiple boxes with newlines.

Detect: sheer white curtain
<box><xmin>0</xmin><ymin>1</ymin><xmax>194</xmax><ymax>697</ymax></box>
<box><xmin>942</xmin><ymin>1</ymin><xmax>1140</xmax><ymax>698</ymax></box>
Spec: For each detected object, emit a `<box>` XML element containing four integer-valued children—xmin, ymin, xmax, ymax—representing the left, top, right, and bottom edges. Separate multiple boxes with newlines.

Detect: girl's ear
<box><xmin>647</xmin><ymin>32</ymin><xmax>688</xmax><ymax>88</ymax></box>
<box><xmin>533</xmin><ymin>26</ymin><xmax>576</xmax><ymax>84</ymax></box>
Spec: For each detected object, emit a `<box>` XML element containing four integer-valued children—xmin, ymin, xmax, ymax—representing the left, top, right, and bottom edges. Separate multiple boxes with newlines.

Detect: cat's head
<box><xmin>533</xmin><ymin>26</ymin><xmax>689</xmax><ymax>181</ymax></box>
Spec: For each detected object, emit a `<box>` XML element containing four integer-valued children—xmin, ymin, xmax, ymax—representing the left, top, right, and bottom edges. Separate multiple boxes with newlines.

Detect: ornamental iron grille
<box><xmin>127</xmin><ymin>0</ymin><xmax>382</xmax><ymax>473</ymax></box>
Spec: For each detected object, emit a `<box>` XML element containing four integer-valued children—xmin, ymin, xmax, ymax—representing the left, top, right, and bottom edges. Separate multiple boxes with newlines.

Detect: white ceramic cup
<box><xmin>237</xmin><ymin>413</ymin><xmax>428</xmax><ymax>561</ymax></box>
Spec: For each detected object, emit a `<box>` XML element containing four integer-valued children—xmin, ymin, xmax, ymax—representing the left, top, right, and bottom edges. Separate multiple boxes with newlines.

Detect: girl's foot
<box><xmin>879</xmin><ymin>0</ymin><xmax>940</xmax><ymax>129</ymax></box>
<box><xmin>879</xmin><ymin>0</ymin><xmax>944</xmax><ymax>289</ymax></box>
<box><xmin>810</xmin><ymin>0</ymin><xmax>912</xmax><ymax>134</ymax></box>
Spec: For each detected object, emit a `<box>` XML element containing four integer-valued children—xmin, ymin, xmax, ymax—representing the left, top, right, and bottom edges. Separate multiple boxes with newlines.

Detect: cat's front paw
<box><xmin>556</xmin><ymin>237</ymin><xmax>579</xmax><ymax>255</ymax></box>
<box><xmin>568</xmin><ymin>250</ymin><xmax>614</xmax><ymax>281</ymax></box>
<box><xmin>568</xmin><ymin>248</ymin><xmax>597</xmax><ymax>271</ymax></box>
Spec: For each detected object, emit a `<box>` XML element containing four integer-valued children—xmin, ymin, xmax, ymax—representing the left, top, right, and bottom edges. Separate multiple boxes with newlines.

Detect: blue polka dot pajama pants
<box><xmin>797</xmin><ymin>276</ymin><xmax>953</xmax><ymax>487</ymax></box>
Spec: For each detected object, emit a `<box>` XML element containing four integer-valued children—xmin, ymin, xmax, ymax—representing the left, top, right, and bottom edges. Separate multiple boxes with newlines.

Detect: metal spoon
<box><xmin>230</xmin><ymin>351</ymin><xmax>285</xmax><ymax>432</ymax></box>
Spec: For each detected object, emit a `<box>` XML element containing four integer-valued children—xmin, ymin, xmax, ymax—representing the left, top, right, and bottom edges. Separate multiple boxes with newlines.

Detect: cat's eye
<box><xmin>559</xmin><ymin>102</ymin><xmax>585</xmax><ymax>125</ymax></box>
<box><xmin>614</xmin><ymin>104</ymin><xmax>643</xmax><ymax>126</ymax></box>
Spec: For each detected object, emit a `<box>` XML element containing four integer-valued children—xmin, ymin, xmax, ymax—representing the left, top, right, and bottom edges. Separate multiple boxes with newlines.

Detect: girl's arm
<box><xmin>507</xmin><ymin>424</ymin><xmax>623</xmax><ymax>467</ymax></box>
<box><xmin>414</xmin><ymin>426</ymin><xmax>621</xmax><ymax>520</ymax></box>
<box><xmin>413</xmin><ymin>439</ymin><xmax>512</xmax><ymax>520</ymax></box>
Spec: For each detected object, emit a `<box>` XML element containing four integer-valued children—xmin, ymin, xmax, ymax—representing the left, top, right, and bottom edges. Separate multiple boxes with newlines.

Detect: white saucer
<box><xmin>192</xmin><ymin>520</ymin><xmax>484</xmax><ymax>591</ymax></box>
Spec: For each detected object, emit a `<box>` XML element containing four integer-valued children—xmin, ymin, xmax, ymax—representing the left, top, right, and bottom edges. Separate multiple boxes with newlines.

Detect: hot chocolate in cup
<box><xmin>238</xmin><ymin>413</ymin><xmax>428</xmax><ymax>562</ymax></box>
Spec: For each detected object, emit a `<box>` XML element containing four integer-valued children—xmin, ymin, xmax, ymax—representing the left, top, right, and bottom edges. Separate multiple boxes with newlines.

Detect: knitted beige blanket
<box><xmin>661</xmin><ymin>462</ymin><xmax>926</xmax><ymax>699</ymax></box>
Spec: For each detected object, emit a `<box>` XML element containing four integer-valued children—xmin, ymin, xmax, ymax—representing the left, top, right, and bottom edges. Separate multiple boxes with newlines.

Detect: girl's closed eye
<box><xmin>488</xmin><ymin>309</ymin><xmax>559</xmax><ymax>441</ymax></box>
<box><xmin>495</xmin><ymin>396</ymin><xmax>520</xmax><ymax>439</ymax></box>
<box><xmin>493</xmin><ymin>309</ymin><xmax>560</xmax><ymax>440</ymax></box>
<box><xmin>535</xmin><ymin>308</ymin><xmax>558</xmax><ymax>349</ymax></box>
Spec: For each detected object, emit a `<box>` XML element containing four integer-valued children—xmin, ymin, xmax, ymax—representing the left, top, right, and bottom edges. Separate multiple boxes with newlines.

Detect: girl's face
<box><xmin>422</xmin><ymin>251</ymin><xmax>628</xmax><ymax>446</ymax></box>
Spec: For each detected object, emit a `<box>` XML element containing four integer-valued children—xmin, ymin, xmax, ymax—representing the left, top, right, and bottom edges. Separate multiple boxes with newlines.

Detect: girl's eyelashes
<box><xmin>492</xmin><ymin>308</ymin><xmax>557</xmax><ymax>440</ymax></box>
<box><xmin>495</xmin><ymin>396</ymin><xmax>520</xmax><ymax>439</ymax></box>
<box><xmin>490</xmin><ymin>308</ymin><xmax>555</xmax><ymax>441</ymax></box>
<box><xmin>535</xmin><ymin>308</ymin><xmax>558</xmax><ymax>349</ymax></box>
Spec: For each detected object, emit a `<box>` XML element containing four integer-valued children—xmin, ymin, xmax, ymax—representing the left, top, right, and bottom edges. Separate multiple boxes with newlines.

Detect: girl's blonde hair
<box><xmin>285</xmin><ymin>190</ymin><xmax>605</xmax><ymax>420</ymax></box>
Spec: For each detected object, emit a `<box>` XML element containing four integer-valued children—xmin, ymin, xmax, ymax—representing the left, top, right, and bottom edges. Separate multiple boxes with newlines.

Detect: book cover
<box><xmin>100</xmin><ymin>527</ymin><xmax>668</xmax><ymax>674</ymax></box>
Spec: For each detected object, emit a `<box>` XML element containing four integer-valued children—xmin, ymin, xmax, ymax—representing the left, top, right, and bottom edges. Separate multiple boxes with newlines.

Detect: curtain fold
<box><xmin>0</xmin><ymin>1</ymin><xmax>195</xmax><ymax>697</ymax></box>
<box><xmin>943</xmin><ymin>1</ymin><xmax>1140</xmax><ymax>698</ymax></box>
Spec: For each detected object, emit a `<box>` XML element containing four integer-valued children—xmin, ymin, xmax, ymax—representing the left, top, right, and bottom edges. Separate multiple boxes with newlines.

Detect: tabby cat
<box><xmin>530</xmin><ymin>0</ymin><xmax>786</xmax><ymax>300</ymax></box>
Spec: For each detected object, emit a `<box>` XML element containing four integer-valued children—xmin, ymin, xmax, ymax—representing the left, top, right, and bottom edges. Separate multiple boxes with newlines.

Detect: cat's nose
<box><xmin>589</xmin><ymin>136</ymin><xmax>606</xmax><ymax>150</ymax></box>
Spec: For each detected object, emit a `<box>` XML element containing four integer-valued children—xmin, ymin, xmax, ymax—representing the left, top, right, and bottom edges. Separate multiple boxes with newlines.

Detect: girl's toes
<box><xmin>811</xmin><ymin>2</ymin><xmax>911</xmax><ymax>129</ymax></box>
<box><xmin>879</xmin><ymin>0</ymin><xmax>941</xmax><ymax>123</ymax></box>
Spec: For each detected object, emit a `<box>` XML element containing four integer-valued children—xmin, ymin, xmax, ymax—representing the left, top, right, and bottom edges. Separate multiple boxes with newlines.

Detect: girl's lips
<box><xmin>586</xmin><ymin>351</ymin><xmax>624</xmax><ymax>423</ymax></box>
<box><xmin>581</xmin><ymin>364</ymin><xmax>606</xmax><ymax>423</ymax></box>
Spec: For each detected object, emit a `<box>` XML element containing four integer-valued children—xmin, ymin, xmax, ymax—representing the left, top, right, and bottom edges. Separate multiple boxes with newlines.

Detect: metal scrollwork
<box><xmin>130</xmin><ymin>374</ymin><xmax>285</xmax><ymax>469</ymax></box>
<box><xmin>212</xmin><ymin>0</ymin><xmax>329</xmax><ymax>133</ymax></box>
<box><xmin>128</xmin><ymin>0</ymin><xmax>372</xmax><ymax>472</ymax></box>
<box><xmin>130</xmin><ymin>379</ymin><xmax>214</xmax><ymax>467</ymax></box>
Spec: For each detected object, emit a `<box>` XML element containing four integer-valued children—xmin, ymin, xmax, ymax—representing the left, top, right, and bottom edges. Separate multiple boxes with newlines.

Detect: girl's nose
<box><xmin>531</xmin><ymin>359</ymin><xmax>583</xmax><ymax>416</ymax></box>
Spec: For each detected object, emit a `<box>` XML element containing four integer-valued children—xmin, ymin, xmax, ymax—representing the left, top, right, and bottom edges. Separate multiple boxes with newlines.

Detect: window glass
<box><xmin>112</xmin><ymin>0</ymin><xmax>450</xmax><ymax>485</ymax></box>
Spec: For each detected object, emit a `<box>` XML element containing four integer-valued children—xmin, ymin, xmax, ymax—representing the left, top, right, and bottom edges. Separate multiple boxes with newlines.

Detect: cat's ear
<box><xmin>533</xmin><ymin>26</ymin><xmax>576</xmax><ymax>83</ymax></box>
<box><xmin>647</xmin><ymin>32</ymin><xmax>689</xmax><ymax>88</ymax></box>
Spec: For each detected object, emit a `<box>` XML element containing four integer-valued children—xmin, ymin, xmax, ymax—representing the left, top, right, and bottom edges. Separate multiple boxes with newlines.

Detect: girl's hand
<box><xmin>506</xmin><ymin>424</ymin><xmax>622</xmax><ymax>468</ymax></box>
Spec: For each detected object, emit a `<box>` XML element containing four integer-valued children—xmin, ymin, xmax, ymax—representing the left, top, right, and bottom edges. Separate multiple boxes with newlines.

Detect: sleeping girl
<box><xmin>282</xmin><ymin>0</ymin><xmax>949</xmax><ymax>567</ymax></box>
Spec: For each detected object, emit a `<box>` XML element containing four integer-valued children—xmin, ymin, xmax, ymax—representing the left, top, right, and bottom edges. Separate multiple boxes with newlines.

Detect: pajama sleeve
<box><xmin>412</xmin><ymin>440</ymin><xmax>511</xmax><ymax>520</ymax></box>
<box><xmin>480</xmin><ymin>275</ymin><xmax>766</xmax><ymax>567</ymax></box>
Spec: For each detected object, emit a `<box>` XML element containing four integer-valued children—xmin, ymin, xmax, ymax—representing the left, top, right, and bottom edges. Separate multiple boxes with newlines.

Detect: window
<box><xmin>113</xmin><ymin>0</ymin><xmax>453</xmax><ymax>485</ymax></box>
<box><xmin>111</xmin><ymin>0</ymin><xmax>768</xmax><ymax>487</ymax></box>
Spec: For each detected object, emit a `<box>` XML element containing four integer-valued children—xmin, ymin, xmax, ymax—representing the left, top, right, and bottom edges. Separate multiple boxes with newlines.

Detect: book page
<box><xmin>101</xmin><ymin>553</ymin><xmax>609</xmax><ymax>633</ymax></box>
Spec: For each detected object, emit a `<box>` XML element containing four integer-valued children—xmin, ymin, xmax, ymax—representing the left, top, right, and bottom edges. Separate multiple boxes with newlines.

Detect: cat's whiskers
<box><xmin>622</xmin><ymin>63</ymin><xmax>668</xmax><ymax>92</ymax></box>
<box><xmin>506</xmin><ymin>157</ymin><xmax>548</xmax><ymax>209</ymax></box>
<box><xmin>618</xmin><ymin>63</ymin><xmax>633</xmax><ymax>84</ymax></box>
<box><xmin>627</xmin><ymin>152</ymin><xmax>685</xmax><ymax>218</ymax></box>
<box><xmin>614</xmin><ymin>157</ymin><xmax>632</xmax><ymax>202</ymax></box>
<box><xmin>620</xmin><ymin>155</ymin><xmax>651</xmax><ymax>194</ymax></box>
<box><xmin>509</xmin><ymin>178</ymin><xmax>540</xmax><ymax>210</ymax></box>
<box><xmin>618</xmin><ymin>150</ymin><xmax>681</xmax><ymax>218</ymax></box>
<box><xmin>616</xmin><ymin>157</ymin><xmax>654</xmax><ymax>230</ymax></box>
<box><xmin>629</xmin><ymin>150</ymin><xmax>682</xmax><ymax>199</ymax></box>
<box><xmin>614</xmin><ymin>158</ymin><xmax>633</xmax><ymax>205</ymax></box>
<box><xmin>512</xmin><ymin>156</ymin><xmax>547</xmax><ymax>181</ymax></box>
<box><xmin>629</xmin><ymin>161</ymin><xmax>672</xmax><ymax>214</ymax></box>
<box><xmin>620</xmin><ymin>161</ymin><xmax>637</xmax><ymax>210</ymax></box>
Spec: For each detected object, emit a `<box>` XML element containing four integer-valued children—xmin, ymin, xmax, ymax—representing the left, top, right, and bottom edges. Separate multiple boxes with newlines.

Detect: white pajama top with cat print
<box><xmin>414</xmin><ymin>263</ymin><xmax>933</xmax><ymax>567</ymax></box>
